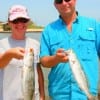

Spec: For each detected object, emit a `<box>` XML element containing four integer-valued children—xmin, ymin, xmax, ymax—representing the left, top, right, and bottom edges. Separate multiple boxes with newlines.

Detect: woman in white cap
<box><xmin>0</xmin><ymin>5</ymin><xmax>45</xmax><ymax>100</ymax></box>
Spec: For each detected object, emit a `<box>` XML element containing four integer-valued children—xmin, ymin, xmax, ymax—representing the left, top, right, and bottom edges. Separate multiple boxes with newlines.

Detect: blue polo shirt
<box><xmin>40</xmin><ymin>15</ymin><xmax>100</xmax><ymax>100</ymax></box>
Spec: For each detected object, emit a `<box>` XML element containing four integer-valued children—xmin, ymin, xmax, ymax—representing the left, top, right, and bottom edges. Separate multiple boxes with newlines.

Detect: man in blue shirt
<box><xmin>40</xmin><ymin>0</ymin><xmax>100</xmax><ymax>99</ymax></box>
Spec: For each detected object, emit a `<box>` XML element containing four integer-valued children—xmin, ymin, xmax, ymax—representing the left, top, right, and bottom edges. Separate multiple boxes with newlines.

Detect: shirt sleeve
<box><xmin>95</xmin><ymin>21</ymin><xmax>100</xmax><ymax>58</ymax></box>
<box><xmin>34</xmin><ymin>42</ymin><xmax>40</xmax><ymax>63</ymax></box>
<box><xmin>40</xmin><ymin>28</ymin><xmax>50</xmax><ymax>58</ymax></box>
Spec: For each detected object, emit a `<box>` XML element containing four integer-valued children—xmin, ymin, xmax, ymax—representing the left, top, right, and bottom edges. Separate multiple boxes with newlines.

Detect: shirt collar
<box><xmin>59</xmin><ymin>11</ymin><xmax>79</xmax><ymax>24</ymax></box>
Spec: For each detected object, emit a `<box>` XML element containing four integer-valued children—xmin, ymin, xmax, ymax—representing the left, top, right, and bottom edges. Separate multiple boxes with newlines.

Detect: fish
<box><xmin>22</xmin><ymin>48</ymin><xmax>35</xmax><ymax>100</ymax></box>
<box><xmin>65</xmin><ymin>49</ymin><xmax>98</xmax><ymax>100</ymax></box>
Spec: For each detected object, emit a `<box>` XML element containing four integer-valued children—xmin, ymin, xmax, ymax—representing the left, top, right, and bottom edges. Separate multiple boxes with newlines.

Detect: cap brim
<box><xmin>9</xmin><ymin>14</ymin><xmax>30</xmax><ymax>21</ymax></box>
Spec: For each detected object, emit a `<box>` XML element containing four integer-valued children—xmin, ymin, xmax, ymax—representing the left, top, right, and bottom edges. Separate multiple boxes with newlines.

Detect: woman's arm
<box><xmin>37</xmin><ymin>63</ymin><xmax>45</xmax><ymax>100</ymax></box>
<box><xmin>0</xmin><ymin>47</ymin><xmax>24</xmax><ymax>68</ymax></box>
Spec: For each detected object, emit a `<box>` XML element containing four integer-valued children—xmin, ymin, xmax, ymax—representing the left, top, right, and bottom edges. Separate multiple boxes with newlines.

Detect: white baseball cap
<box><xmin>8</xmin><ymin>5</ymin><xmax>30</xmax><ymax>21</ymax></box>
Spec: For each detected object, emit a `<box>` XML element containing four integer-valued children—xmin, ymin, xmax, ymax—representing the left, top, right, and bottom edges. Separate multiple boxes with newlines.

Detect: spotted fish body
<box><xmin>22</xmin><ymin>48</ymin><xmax>34</xmax><ymax>100</ymax></box>
<box><xmin>65</xmin><ymin>49</ymin><xmax>97</xmax><ymax>100</ymax></box>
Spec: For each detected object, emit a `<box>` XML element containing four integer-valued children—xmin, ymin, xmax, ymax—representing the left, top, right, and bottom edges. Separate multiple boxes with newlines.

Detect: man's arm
<box><xmin>40</xmin><ymin>49</ymin><xmax>69</xmax><ymax>68</ymax></box>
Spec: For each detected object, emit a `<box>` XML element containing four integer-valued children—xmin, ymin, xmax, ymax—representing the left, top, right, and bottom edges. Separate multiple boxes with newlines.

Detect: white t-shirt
<box><xmin>0</xmin><ymin>37</ymin><xmax>40</xmax><ymax>100</ymax></box>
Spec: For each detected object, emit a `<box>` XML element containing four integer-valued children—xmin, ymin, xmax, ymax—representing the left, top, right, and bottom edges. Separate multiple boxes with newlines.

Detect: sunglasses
<box><xmin>11</xmin><ymin>18</ymin><xmax>29</xmax><ymax>24</ymax></box>
<box><xmin>55</xmin><ymin>0</ymin><xmax>71</xmax><ymax>4</ymax></box>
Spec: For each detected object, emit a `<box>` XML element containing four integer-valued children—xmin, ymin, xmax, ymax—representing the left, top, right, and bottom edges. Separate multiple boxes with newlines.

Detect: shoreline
<box><xmin>0</xmin><ymin>28</ymin><xmax>43</xmax><ymax>33</ymax></box>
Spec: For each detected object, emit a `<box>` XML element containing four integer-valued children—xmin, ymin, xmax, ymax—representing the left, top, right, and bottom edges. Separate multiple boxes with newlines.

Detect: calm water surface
<box><xmin>0</xmin><ymin>32</ymin><xmax>40</xmax><ymax>41</ymax></box>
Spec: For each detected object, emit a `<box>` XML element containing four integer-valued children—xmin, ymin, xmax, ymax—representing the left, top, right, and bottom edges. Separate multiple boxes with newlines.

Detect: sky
<box><xmin>0</xmin><ymin>0</ymin><xmax>100</xmax><ymax>26</ymax></box>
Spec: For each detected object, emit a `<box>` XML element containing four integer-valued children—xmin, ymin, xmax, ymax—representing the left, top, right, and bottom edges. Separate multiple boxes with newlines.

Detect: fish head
<box><xmin>64</xmin><ymin>49</ymin><xmax>77</xmax><ymax>62</ymax></box>
<box><xmin>64</xmin><ymin>49</ymin><xmax>73</xmax><ymax>56</ymax></box>
<box><xmin>24</xmin><ymin>48</ymin><xmax>34</xmax><ymax>67</ymax></box>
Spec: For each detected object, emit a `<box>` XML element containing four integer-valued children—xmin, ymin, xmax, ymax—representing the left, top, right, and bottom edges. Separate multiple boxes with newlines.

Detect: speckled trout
<box><xmin>65</xmin><ymin>49</ymin><xmax>97</xmax><ymax>100</ymax></box>
<box><xmin>22</xmin><ymin>48</ymin><xmax>34</xmax><ymax>100</ymax></box>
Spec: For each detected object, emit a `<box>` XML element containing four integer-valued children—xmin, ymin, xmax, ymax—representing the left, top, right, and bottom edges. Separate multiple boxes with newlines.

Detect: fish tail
<box><xmin>88</xmin><ymin>94</ymin><xmax>98</xmax><ymax>100</ymax></box>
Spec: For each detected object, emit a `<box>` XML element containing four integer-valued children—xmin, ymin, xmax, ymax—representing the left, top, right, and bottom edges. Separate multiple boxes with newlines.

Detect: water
<box><xmin>0</xmin><ymin>32</ymin><xmax>50</xmax><ymax>99</ymax></box>
<box><xmin>0</xmin><ymin>32</ymin><xmax>41</xmax><ymax>41</ymax></box>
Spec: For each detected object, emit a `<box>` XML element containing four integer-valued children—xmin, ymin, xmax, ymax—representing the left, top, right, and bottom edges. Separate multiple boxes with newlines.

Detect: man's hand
<box><xmin>55</xmin><ymin>48</ymin><xmax>69</xmax><ymax>63</ymax></box>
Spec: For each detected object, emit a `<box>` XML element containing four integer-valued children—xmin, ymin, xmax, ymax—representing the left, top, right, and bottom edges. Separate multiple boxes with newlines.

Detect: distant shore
<box><xmin>27</xmin><ymin>28</ymin><xmax>43</xmax><ymax>32</ymax></box>
<box><xmin>0</xmin><ymin>28</ymin><xmax>43</xmax><ymax>33</ymax></box>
